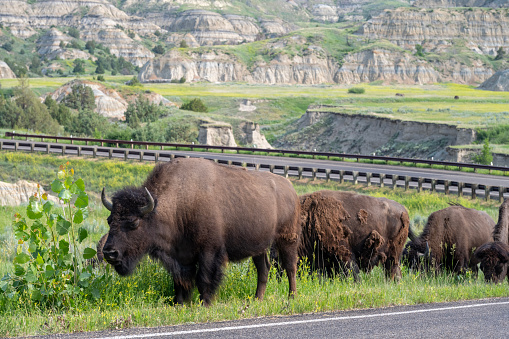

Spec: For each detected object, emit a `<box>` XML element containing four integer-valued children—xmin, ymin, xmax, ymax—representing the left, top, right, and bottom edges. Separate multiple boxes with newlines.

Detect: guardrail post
<box><xmin>431</xmin><ymin>179</ymin><xmax>436</xmax><ymax>193</ymax></box>
<box><xmin>116</xmin><ymin>142</ymin><xmax>119</xmax><ymax>148</ymax></box>
<box><xmin>228</xmin><ymin>160</ymin><xmax>233</xmax><ymax>166</ymax></box>
<box><xmin>78</xmin><ymin>146</ymin><xmax>82</xmax><ymax>157</ymax></box>
<box><xmin>155</xmin><ymin>153</ymin><xmax>159</xmax><ymax>163</ymax></box>
<box><xmin>170</xmin><ymin>154</ymin><xmax>175</xmax><ymax>161</ymax></box>
<box><xmin>392</xmin><ymin>175</ymin><xmax>398</xmax><ymax>190</ymax></box>
<box><xmin>255</xmin><ymin>164</ymin><xmax>260</xmax><ymax>171</ymax></box>
<box><xmin>14</xmin><ymin>142</ymin><xmax>18</xmax><ymax>151</ymax></box>
<box><xmin>325</xmin><ymin>169</ymin><xmax>330</xmax><ymax>182</ymax></box>
<box><xmin>499</xmin><ymin>187</ymin><xmax>505</xmax><ymax>203</ymax></box>
<box><xmin>242</xmin><ymin>162</ymin><xmax>247</xmax><ymax>168</ymax></box>
<box><xmin>101</xmin><ymin>142</ymin><xmax>104</xmax><ymax>147</ymax></box>
<box><xmin>457</xmin><ymin>182</ymin><xmax>463</xmax><ymax>197</ymax></box>
<box><xmin>285</xmin><ymin>166</ymin><xmax>289</xmax><ymax>178</ymax></box>
<box><xmin>269</xmin><ymin>165</ymin><xmax>275</xmax><ymax>173</ymax></box>
<box><xmin>471</xmin><ymin>184</ymin><xmax>478</xmax><ymax>199</ymax></box>
<box><xmin>366</xmin><ymin>173</ymin><xmax>371</xmax><ymax>187</ymax></box>
<box><xmin>379</xmin><ymin>174</ymin><xmax>385</xmax><ymax>188</ymax></box>
<box><xmin>404</xmin><ymin>176</ymin><xmax>410</xmax><ymax>191</ymax></box>
<box><xmin>312</xmin><ymin>168</ymin><xmax>317</xmax><ymax>181</ymax></box>
<box><xmin>85</xmin><ymin>140</ymin><xmax>88</xmax><ymax>145</ymax></box>
<box><xmin>417</xmin><ymin>178</ymin><xmax>424</xmax><ymax>193</ymax></box>
<box><xmin>353</xmin><ymin>171</ymin><xmax>358</xmax><ymax>184</ymax></box>
<box><xmin>30</xmin><ymin>143</ymin><xmax>34</xmax><ymax>153</ymax></box>
<box><xmin>61</xmin><ymin>145</ymin><xmax>66</xmax><ymax>156</ymax></box>
<box><xmin>146</xmin><ymin>145</ymin><xmax>149</xmax><ymax>150</ymax></box>
<box><xmin>339</xmin><ymin>170</ymin><xmax>344</xmax><ymax>184</ymax></box>
<box><xmin>124</xmin><ymin>150</ymin><xmax>128</xmax><ymax>161</ymax></box>
<box><xmin>485</xmin><ymin>186</ymin><xmax>491</xmax><ymax>201</ymax></box>
<box><xmin>139</xmin><ymin>152</ymin><xmax>144</xmax><ymax>161</ymax></box>
<box><xmin>109</xmin><ymin>149</ymin><xmax>113</xmax><ymax>159</ymax></box>
<box><xmin>298</xmin><ymin>167</ymin><xmax>303</xmax><ymax>179</ymax></box>
<box><xmin>46</xmin><ymin>144</ymin><xmax>50</xmax><ymax>154</ymax></box>
<box><xmin>93</xmin><ymin>146</ymin><xmax>97</xmax><ymax>158</ymax></box>
<box><xmin>444</xmin><ymin>180</ymin><xmax>449</xmax><ymax>195</ymax></box>
<box><xmin>0</xmin><ymin>141</ymin><xmax>3</xmax><ymax>150</ymax></box>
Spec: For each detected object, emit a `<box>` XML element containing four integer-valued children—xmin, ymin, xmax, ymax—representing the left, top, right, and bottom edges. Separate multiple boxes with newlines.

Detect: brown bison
<box><xmin>474</xmin><ymin>199</ymin><xmax>509</xmax><ymax>283</ymax></box>
<box><xmin>291</xmin><ymin>190</ymin><xmax>409</xmax><ymax>281</ymax></box>
<box><xmin>101</xmin><ymin>158</ymin><xmax>300</xmax><ymax>306</ymax></box>
<box><xmin>404</xmin><ymin>205</ymin><xmax>495</xmax><ymax>274</ymax></box>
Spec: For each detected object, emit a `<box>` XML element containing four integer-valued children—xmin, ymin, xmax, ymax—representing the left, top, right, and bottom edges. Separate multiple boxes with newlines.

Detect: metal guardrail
<box><xmin>5</xmin><ymin>132</ymin><xmax>509</xmax><ymax>174</ymax></box>
<box><xmin>1</xmin><ymin>138</ymin><xmax>508</xmax><ymax>202</ymax></box>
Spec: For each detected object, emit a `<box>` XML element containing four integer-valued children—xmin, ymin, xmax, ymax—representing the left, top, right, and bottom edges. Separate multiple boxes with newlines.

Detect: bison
<box><xmin>101</xmin><ymin>158</ymin><xmax>301</xmax><ymax>306</ymax></box>
<box><xmin>474</xmin><ymin>199</ymin><xmax>509</xmax><ymax>283</ymax></box>
<box><xmin>404</xmin><ymin>205</ymin><xmax>495</xmax><ymax>275</ymax></box>
<box><xmin>287</xmin><ymin>190</ymin><xmax>409</xmax><ymax>281</ymax></box>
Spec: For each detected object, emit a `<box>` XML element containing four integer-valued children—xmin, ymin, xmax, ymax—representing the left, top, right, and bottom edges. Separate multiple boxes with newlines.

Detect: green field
<box><xmin>0</xmin><ymin>152</ymin><xmax>506</xmax><ymax>336</ymax></box>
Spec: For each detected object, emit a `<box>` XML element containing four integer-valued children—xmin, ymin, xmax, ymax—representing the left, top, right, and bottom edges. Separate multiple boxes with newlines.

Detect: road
<box><xmin>3</xmin><ymin>138</ymin><xmax>509</xmax><ymax>190</ymax></box>
<box><xmin>34</xmin><ymin>298</ymin><xmax>509</xmax><ymax>339</ymax></box>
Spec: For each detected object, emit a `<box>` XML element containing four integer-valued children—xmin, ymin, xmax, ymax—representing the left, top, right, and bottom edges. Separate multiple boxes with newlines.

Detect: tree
<box><xmin>2</xmin><ymin>42</ymin><xmax>13</xmax><ymax>52</ymax></box>
<box><xmin>415</xmin><ymin>44</ymin><xmax>425</xmax><ymax>57</ymax></box>
<box><xmin>180</xmin><ymin>98</ymin><xmax>208</xmax><ymax>112</ymax></box>
<box><xmin>85</xmin><ymin>40</ymin><xmax>96</xmax><ymax>54</ymax></box>
<box><xmin>73</xmin><ymin>59</ymin><xmax>85</xmax><ymax>74</ymax></box>
<box><xmin>472</xmin><ymin>139</ymin><xmax>493</xmax><ymax>165</ymax></box>
<box><xmin>95</xmin><ymin>63</ymin><xmax>105</xmax><ymax>74</ymax></box>
<box><xmin>63</xmin><ymin>84</ymin><xmax>96</xmax><ymax>111</ymax></box>
<box><xmin>68</xmin><ymin>27</ymin><xmax>80</xmax><ymax>39</ymax></box>
<box><xmin>180</xmin><ymin>40</ymin><xmax>188</xmax><ymax>48</ymax></box>
<box><xmin>495</xmin><ymin>47</ymin><xmax>506</xmax><ymax>61</ymax></box>
<box><xmin>152</xmin><ymin>44</ymin><xmax>165</xmax><ymax>55</ymax></box>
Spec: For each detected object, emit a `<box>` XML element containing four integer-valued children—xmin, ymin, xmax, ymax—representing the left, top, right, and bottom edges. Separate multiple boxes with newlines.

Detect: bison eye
<box><xmin>125</xmin><ymin>219</ymin><xmax>140</xmax><ymax>229</ymax></box>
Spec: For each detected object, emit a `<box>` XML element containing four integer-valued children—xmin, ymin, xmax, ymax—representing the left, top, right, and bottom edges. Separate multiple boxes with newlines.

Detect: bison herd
<box><xmin>97</xmin><ymin>158</ymin><xmax>509</xmax><ymax>306</ymax></box>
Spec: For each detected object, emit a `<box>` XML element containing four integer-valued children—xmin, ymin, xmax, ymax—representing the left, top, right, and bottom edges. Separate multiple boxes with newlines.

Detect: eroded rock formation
<box><xmin>478</xmin><ymin>69</ymin><xmax>509</xmax><ymax>91</ymax></box>
<box><xmin>198</xmin><ymin>121</ymin><xmax>237</xmax><ymax>147</ymax></box>
<box><xmin>0</xmin><ymin>60</ymin><xmax>16</xmax><ymax>78</ymax></box>
<box><xmin>0</xmin><ymin>180</ymin><xmax>58</xmax><ymax>206</ymax></box>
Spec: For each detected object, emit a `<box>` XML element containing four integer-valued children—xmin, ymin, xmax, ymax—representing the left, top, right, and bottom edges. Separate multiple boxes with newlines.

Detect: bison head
<box><xmin>101</xmin><ymin>187</ymin><xmax>156</xmax><ymax>276</ymax></box>
<box><xmin>474</xmin><ymin>242</ymin><xmax>509</xmax><ymax>283</ymax></box>
<box><xmin>403</xmin><ymin>228</ymin><xmax>432</xmax><ymax>271</ymax></box>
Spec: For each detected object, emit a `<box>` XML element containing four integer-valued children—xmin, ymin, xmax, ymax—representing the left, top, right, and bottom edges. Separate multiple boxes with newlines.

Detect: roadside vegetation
<box><xmin>0</xmin><ymin>153</ymin><xmax>506</xmax><ymax>336</ymax></box>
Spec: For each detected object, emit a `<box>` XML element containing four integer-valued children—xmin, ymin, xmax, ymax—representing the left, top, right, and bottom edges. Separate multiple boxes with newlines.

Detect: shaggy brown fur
<box><xmin>296</xmin><ymin>190</ymin><xmax>409</xmax><ymax>281</ymax></box>
<box><xmin>405</xmin><ymin>205</ymin><xmax>495</xmax><ymax>275</ymax></box>
<box><xmin>101</xmin><ymin>158</ymin><xmax>300</xmax><ymax>306</ymax></box>
<box><xmin>474</xmin><ymin>199</ymin><xmax>509</xmax><ymax>283</ymax></box>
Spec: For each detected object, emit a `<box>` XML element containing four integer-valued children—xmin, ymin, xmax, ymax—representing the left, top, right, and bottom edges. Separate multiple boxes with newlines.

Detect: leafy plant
<box><xmin>0</xmin><ymin>163</ymin><xmax>104</xmax><ymax>309</ymax></box>
<box><xmin>472</xmin><ymin>139</ymin><xmax>493</xmax><ymax>165</ymax></box>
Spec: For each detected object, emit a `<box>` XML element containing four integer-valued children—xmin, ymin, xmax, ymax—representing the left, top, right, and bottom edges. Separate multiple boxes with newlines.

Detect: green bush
<box><xmin>180</xmin><ymin>98</ymin><xmax>208</xmax><ymax>112</ymax></box>
<box><xmin>0</xmin><ymin>163</ymin><xmax>103</xmax><ymax>309</ymax></box>
<box><xmin>347</xmin><ymin>87</ymin><xmax>365</xmax><ymax>94</ymax></box>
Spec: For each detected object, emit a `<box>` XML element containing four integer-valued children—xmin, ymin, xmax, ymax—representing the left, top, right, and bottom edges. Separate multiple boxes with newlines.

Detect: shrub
<box><xmin>152</xmin><ymin>44</ymin><xmax>165</xmax><ymax>55</ymax></box>
<box><xmin>0</xmin><ymin>163</ymin><xmax>104</xmax><ymax>309</ymax></box>
<box><xmin>180</xmin><ymin>98</ymin><xmax>208</xmax><ymax>112</ymax></box>
<box><xmin>472</xmin><ymin>139</ymin><xmax>493</xmax><ymax>165</ymax></box>
<box><xmin>127</xmin><ymin>76</ymin><xmax>141</xmax><ymax>86</ymax></box>
<box><xmin>97</xmin><ymin>75</ymin><xmax>105</xmax><ymax>81</ymax></box>
<box><xmin>348</xmin><ymin>87</ymin><xmax>365</xmax><ymax>94</ymax></box>
<box><xmin>180</xmin><ymin>40</ymin><xmax>188</xmax><ymax>48</ymax></box>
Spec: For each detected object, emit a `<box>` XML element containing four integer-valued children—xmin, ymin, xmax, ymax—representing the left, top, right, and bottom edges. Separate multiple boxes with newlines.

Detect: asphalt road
<box><xmin>33</xmin><ymin>298</ymin><xmax>509</xmax><ymax>339</ymax></box>
<box><xmin>3</xmin><ymin>138</ymin><xmax>509</xmax><ymax>190</ymax></box>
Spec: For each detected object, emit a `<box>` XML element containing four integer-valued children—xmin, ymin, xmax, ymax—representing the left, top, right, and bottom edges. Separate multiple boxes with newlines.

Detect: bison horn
<box><xmin>101</xmin><ymin>188</ymin><xmax>113</xmax><ymax>211</ymax></box>
<box><xmin>140</xmin><ymin>187</ymin><xmax>155</xmax><ymax>216</ymax></box>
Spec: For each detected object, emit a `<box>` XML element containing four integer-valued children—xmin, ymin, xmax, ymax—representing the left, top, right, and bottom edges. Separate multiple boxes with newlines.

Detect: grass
<box><xmin>0</xmin><ymin>153</ymin><xmax>506</xmax><ymax>336</ymax></box>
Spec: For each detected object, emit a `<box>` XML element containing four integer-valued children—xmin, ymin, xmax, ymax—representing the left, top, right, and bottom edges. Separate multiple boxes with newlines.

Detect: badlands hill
<box><xmin>0</xmin><ymin>0</ymin><xmax>507</xmax><ymax>85</ymax></box>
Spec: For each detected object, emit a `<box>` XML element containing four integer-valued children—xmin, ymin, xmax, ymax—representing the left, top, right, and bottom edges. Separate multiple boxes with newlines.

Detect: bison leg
<box><xmin>173</xmin><ymin>265</ymin><xmax>196</xmax><ymax>305</ymax></box>
<box><xmin>275</xmin><ymin>240</ymin><xmax>298</xmax><ymax>298</ymax></box>
<box><xmin>253</xmin><ymin>253</ymin><xmax>271</xmax><ymax>300</ymax></box>
<box><xmin>385</xmin><ymin>257</ymin><xmax>402</xmax><ymax>281</ymax></box>
<box><xmin>196</xmin><ymin>248</ymin><xmax>226</xmax><ymax>307</ymax></box>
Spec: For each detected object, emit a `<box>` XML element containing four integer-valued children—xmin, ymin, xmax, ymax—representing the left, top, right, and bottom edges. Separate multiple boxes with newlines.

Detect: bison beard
<box><xmin>101</xmin><ymin>158</ymin><xmax>300</xmax><ymax>306</ymax></box>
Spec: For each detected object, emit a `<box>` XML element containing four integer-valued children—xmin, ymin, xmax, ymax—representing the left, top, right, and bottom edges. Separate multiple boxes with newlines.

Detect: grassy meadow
<box><xmin>0</xmin><ymin>151</ymin><xmax>507</xmax><ymax>337</ymax></box>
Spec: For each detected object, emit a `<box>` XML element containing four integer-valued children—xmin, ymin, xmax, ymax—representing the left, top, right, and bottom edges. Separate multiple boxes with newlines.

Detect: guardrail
<box><xmin>1</xmin><ymin>138</ymin><xmax>507</xmax><ymax>202</ymax></box>
<box><xmin>5</xmin><ymin>132</ymin><xmax>509</xmax><ymax>174</ymax></box>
